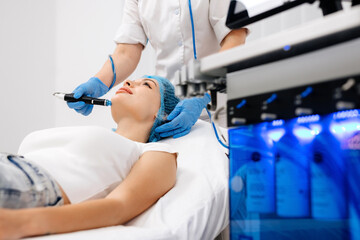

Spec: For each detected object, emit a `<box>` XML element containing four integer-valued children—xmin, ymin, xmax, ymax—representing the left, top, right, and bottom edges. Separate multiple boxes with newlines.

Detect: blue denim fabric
<box><xmin>0</xmin><ymin>153</ymin><xmax>64</xmax><ymax>209</ymax></box>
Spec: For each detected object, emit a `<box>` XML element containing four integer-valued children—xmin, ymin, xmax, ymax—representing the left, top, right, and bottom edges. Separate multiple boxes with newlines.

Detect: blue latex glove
<box><xmin>155</xmin><ymin>93</ymin><xmax>211</xmax><ymax>138</ymax></box>
<box><xmin>67</xmin><ymin>77</ymin><xmax>109</xmax><ymax>116</ymax></box>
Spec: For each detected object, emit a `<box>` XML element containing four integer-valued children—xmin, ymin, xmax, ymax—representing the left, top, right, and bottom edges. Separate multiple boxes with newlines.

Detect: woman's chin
<box><xmin>110</xmin><ymin>100</ymin><xmax>133</xmax><ymax>122</ymax></box>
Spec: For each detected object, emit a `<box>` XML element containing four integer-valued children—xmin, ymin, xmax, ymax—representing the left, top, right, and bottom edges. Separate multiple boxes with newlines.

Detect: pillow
<box><xmin>125</xmin><ymin>120</ymin><xmax>230</xmax><ymax>239</ymax></box>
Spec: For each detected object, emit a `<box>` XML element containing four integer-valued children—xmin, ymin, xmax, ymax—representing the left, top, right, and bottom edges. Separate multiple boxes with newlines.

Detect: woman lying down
<box><xmin>0</xmin><ymin>75</ymin><xmax>182</xmax><ymax>239</ymax></box>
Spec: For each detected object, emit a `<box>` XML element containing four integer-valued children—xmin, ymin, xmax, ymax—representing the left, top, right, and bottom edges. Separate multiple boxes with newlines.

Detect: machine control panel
<box><xmin>228</xmin><ymin>75</ymin><xmax>360</xmax><ymax>127</ymax></box>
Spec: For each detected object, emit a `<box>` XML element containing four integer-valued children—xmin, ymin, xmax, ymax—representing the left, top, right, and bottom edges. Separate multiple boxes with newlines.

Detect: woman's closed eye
<box><xmin>144</xmin><ymin>82</ymin><xmax>152</xmax><ymax>89</ymax></box>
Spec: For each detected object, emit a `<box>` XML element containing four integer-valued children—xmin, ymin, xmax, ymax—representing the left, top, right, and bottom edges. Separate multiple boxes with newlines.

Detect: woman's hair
<box><xmin>143</xmin><ymin>75</ymin><xmax>180</xmax><ymax>142</ymax></box>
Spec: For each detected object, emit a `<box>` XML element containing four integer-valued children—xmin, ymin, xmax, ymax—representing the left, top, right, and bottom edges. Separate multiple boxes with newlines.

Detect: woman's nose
<box><xmin>125</xmin><ymin>80</ymin><xmax>134</xmax><ymax>87</ymax></box>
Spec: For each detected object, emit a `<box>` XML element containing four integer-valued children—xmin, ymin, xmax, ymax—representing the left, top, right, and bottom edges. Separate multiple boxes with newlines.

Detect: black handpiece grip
<box><xmin>64</xmin><ymin>93</ymin><xmax>106</xmax><ymax>106</ymax></box>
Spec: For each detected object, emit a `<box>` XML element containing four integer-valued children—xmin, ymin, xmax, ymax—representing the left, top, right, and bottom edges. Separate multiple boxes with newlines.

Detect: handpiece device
<box><xmin>53</xmin><ymin>92</ymin><xmax>112</xmax><ymax>106</ymax></box>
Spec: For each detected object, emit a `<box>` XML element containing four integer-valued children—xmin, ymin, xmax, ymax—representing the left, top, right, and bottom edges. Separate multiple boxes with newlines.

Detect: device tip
<box><xmin>53</xmin><ymin>92</ymin><xmax>66</xmax><ymax>100</ymax></box>
<box><xmin>106</xmin><ymin>100</ymin><xmax>112</xmax><ymax>106</ymax></box>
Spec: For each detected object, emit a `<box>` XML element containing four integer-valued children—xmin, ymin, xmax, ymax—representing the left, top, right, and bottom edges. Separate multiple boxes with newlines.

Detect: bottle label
<box><xmin>311</xmin><ymin>151</ymin><xmax>347</xmax><ymax>219</ymax></box>
<box><xmin>246</xmin><ymin>152</ymin><xmax>275</xmax><ymax>213</ymax></box>
<box><xmin>276</xmin><ymin>155</ymin><xmax>310</xmax><ymax>217</ymax></box>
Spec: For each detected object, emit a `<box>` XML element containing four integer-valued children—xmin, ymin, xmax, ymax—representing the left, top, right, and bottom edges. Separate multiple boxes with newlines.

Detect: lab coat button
<box><xmin>178</xmin><ymin>41</ymin><xmax>183</xmax><ymax>47</ymax></box>
<box><xmin>174</xmin><ymin>9</ymin><xmax>179</xmax><ymax>15</ymax></box>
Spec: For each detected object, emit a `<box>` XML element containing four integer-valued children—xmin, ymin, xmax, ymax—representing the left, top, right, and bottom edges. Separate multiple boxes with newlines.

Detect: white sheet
<box><xmin>26</xmin><ymin>120</ymin><xmax>229</xmax><ymax>240</ymax></box>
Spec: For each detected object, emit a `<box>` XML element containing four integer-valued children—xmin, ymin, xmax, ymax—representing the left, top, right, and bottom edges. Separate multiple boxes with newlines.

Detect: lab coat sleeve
<box><xmin>113</xmin><ymin>0</ymin><xmax>147</xmax><ymax>47</ymax></box>
<box><xmin>209</xmin><ymin>0</ymin><xmax>232</xmax><ymax>44</ymax></box>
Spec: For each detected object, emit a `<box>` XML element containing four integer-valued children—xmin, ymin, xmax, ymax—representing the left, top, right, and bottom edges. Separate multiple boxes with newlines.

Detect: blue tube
<box><xmin>206</xmin><ymin>109</ymin><xmax>228</xmax><ymax>149</ymax></box>
<box><xmin>188</xmin><ymin>0</ymin><xmax>197</xmax><ymax>60</ymax></box>
<box><xmin>108</xmin><ymin>55</ymin><xmax>117</xmax><ymax>90</ymax></box>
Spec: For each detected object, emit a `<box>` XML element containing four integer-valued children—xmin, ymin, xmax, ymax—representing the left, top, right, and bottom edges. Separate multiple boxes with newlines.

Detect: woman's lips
<box><xmin>116</xmin><ymin>87</ymin><xmax>133</xmax><ymax>94</ymax></box>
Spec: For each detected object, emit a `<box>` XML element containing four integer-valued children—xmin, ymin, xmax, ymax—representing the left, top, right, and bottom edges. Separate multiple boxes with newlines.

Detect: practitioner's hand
<box><xmin>155</xmin><ymin>93</ymin><xmax>211</xmax><ymax>138</ymax></box>
<box><xmin>67</xmin><ymin>77</ymin><xmax>109</xmax><ymax>116</ymax></box>
<box><xmin>0</xmin><ymin>209</ymin><xmax>24</xmax><ymax>240</ymax></box>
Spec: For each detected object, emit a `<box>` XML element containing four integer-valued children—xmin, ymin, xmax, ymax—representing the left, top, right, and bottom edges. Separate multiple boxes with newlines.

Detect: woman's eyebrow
<box><xmin>143</xmin><ymin>79</ymin><xmax>158</xmax><ymax>87</ymax></box>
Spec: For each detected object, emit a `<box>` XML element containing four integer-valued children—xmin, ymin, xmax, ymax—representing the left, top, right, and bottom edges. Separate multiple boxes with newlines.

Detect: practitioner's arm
<box><xmin>95</xmin><ymin>43</ymin><xmax>143</xmax><ymax>87</ymax></box>
<box><xmin>67</xmin><ymin>43</ymin><xmax>143</xmax><ymax>116</ymax></box>
<box><xmin>0</xmin><ymin>151</ymin><xmax>177</xmax><ymax>239</ymax></box>
<box><xmin>219</xmin><ymin>28</ymin><xmax>248</xmax><ymax>52</ymax></box>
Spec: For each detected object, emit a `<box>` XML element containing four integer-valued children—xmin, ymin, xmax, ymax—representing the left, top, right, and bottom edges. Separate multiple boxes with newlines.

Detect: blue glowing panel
<box><xmin>229</xmin><ymin>111</ymin><xmax>360</xmax><ymax>240</ymax></box>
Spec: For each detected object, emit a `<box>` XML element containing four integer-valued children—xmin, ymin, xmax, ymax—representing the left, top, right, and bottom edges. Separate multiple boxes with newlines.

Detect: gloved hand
<box><xmin>155</xmin><ymin>93</ymin><xmax>211</xmax><ymax>138</ymax></box>
<box><xmin>67</xmin><ymin>77</ymin><xmax>109</xmax><ymax>116</ymax></box>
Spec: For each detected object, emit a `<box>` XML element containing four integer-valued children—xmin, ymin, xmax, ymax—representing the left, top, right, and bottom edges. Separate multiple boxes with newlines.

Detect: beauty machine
<box><xmin>174</xmin><ymin>1</ymin><xmax>360</xmax><ymax>239</ymax></box>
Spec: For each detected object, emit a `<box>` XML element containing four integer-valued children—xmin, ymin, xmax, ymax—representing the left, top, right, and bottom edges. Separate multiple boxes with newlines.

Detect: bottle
<box><xmin>275</xmin><ymin>116</ymin><xmax>316</xmax><ymax>218</ymax></box>
<box><xmin>229</xmin><ymin>123</ymin><xmax>276</xmax><ymax>215</ymax></box>
<box><xmin>245</xmin><ymin>122</ymin><xmax>275</xmax><ymax>214</ymax></box>
<box><xmin>229</xmin><ymin>125</ymin><xmax>261</xmax><ymax>240</ymax></box>
<box><xmin>229</xmin><ymin>125</ymin><xmax>252</xmax><ymax>221</ymax></box>
<box><xmin>311</xmin><ymin>114</ymin><xmax>347</xmax><ymax>219</ymax></box>
<box><xmin>334</xmin><ymin>110</ymin><xmax>360</xmax><ymax>240</ymax></box>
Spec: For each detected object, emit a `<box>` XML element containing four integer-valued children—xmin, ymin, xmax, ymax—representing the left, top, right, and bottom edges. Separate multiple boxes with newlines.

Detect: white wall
<box><xmin>0</xmin><ymin>0</ymin><xmax>156</xmax><ymax>153</ymax></box>
<box><xmin>0</xmin><ymin>0</ymin><xmax>56</xmax><ymax>153</ymax></box>
<box><xmin>2</xmin><ymin>0</ymin><xmax>349</xmax><ymax>152</ymax></box>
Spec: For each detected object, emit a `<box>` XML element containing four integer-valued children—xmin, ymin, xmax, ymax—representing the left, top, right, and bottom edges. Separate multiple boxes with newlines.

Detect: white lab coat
<box><xmin>114</xmin><ymin>0</ymin><xmax>231</xmax><ymax>82</ymax></box>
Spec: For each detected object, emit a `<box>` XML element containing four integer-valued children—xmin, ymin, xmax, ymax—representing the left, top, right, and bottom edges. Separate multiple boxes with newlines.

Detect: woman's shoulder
<box><xmin>138</xmin><ymin>142</ymin><xmax>178</xmax><ymax>156</ymax></box>
<box><xmin>138</xmin><ymin>142</ymin><xmax>178</xmax><ymax>167</ymax></box>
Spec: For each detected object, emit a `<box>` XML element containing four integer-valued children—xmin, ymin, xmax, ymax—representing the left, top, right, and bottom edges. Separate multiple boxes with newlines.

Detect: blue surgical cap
<box><xmin>144</xmin><ymin>75</ymin><xmax>180</xmax><ymax>142</ymax></box>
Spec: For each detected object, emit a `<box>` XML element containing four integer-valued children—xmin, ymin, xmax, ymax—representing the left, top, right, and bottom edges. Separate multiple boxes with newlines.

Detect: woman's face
<box><xmin>111</xmin><ymin>78</ymin><xmax>161</xmax><ymax>123</ymax></box>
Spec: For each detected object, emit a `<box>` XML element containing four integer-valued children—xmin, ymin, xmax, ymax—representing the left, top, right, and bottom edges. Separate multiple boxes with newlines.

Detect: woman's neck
<box><xmin>114</xmin><ymin>117</ymin><xmax>153</xmax><ymax>143</ymax></box>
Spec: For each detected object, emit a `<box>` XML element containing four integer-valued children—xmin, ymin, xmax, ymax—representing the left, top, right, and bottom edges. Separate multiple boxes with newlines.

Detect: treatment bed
<box><xmin>25</xmin><ymin>120</ymin><xmax>229</xmax><ymax>240</ymax></box>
